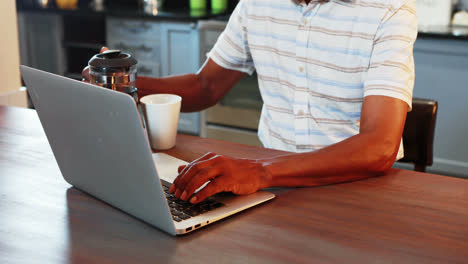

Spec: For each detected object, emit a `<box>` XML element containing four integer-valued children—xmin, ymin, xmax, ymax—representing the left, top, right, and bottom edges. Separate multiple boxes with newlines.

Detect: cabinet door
<box><xmin>17</xmin><ymin>12</ymin><xmax>64</xmax><ymax>75</ymax></box>
<box><xmin>407</xmin><ymin>38</ymin><xmax>468</xmax><ymax>178</ymax></box>
<box><xmin>160</xmin><ymin>22</ymin><xmax>200</xmax><ymax>76</ymax></box>
<box><xmin>198</xmin><ymin>20</ymin><xmax>227</xmax><ymax>66</ymax></box>
<box><xmin>160</xmin><ymin>22</ymin><xmax>201</xmax><ymax>135</ymax></box>
<box><xmin>106</xmin><ymin>18</ymin><xmax>161</xmax><ymax>78</ymax></box>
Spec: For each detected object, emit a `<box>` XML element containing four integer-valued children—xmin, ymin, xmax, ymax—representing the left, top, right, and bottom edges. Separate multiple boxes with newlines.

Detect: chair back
<box><xmin>399</xmin><ymin>98</ymin><xmax>438</xmax><ymax>172</ymax></box>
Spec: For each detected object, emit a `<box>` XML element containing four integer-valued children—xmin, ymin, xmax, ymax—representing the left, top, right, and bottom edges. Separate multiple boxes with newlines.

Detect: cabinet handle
<box><xmin>126</xmin><ymin>23</ymin><xmax>151</xmax><ymax>34</ymax></box>
<box><xmin>128</xmin><ymin>28</ymin><xmax>139</xmax><ymax>34</ymax></box>
<box><xmin>117</xmin><ymin>42</ymin><xmax>152</xmax><ymax>53</ymax></box>
<box><xmin>137</xmin><ymin>45</ymin><xmax>152</xmax><ymax>52</ymax></box>
<box><xmin>140</xmin><ymin>23</ymin><xmax>151</xmax><ymax>30</ymax></box>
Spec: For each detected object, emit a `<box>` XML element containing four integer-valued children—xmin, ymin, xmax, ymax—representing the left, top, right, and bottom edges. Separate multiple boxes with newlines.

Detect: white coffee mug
<box><xmin>140</xmin><ymin>94</ymin><xmax>181</xmax><ymax>150</ymax></box>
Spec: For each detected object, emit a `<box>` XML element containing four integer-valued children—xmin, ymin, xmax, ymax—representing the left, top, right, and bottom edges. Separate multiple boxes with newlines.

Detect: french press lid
<box><xmin>88</xmin><ymin>50</ymin><xmax>138</xmax><ymax>72</ymax></box>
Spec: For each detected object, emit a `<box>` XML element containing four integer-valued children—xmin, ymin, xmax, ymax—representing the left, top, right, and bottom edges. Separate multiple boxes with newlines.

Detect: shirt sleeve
<box><xmin>363</xmin><ymin>0</ymin><xmax>418</xmax><ymax>111</ymax></box>
<box><xmin>207</xmin><ymin>0</ymin><xmax>255</xmax><ymax>75</ymax></box>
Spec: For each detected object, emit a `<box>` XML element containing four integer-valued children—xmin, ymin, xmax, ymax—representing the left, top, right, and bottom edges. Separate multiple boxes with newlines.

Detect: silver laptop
<box><xmin>20</xmin><ymin>65</ymin><xmax>275</xmax><ymax>235</ymax></box>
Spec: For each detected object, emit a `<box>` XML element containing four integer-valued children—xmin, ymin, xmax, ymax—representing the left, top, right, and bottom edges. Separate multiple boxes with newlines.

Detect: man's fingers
<box><xmin>173</xmin><ymin>154</ymin><xmax>223</xmax><ymax>198</ymax></box>
<box><xmin>179</xmin><ymin>166</ymin><xmax>223</xmax><ymax>201</ymax></box>
<box><xmin>178</xmin><ymin>152</ymin><xmax>216</xmax><ymax>177</ymax></box>
<box><xmin>189</xmin><ymin>178</ymin><xmax>224</xmax><ymax>204</ymax></box>
<box><xmin>170</xmin><ymin>152</ymin><xmax>217</xmax><ymax>193</ymax></box>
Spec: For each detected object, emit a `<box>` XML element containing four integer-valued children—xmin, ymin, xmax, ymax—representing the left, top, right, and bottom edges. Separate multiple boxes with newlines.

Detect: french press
<box><xmin>88</xmin><ymin>50</ymin><xmax>146</xmax><ymax>127</ymax></box>
<box><xmin>88</xmin><ymin>49</ymin><xmax>138</xmax><ymax>102</ymax></box>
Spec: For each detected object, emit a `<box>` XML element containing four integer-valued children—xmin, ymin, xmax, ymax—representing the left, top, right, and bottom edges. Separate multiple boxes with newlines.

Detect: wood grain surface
<box><xmin>1</xmin><ymin>106</ymin><xmax>467</xmax><ymax>264</ymax></box>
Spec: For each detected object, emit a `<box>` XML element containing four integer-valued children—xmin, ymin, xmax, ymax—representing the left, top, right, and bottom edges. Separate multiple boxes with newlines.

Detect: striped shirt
<box><xmin>208</xmin><ymin>0</ymin><xmax>417</xmax><ymax>158</ymax></box>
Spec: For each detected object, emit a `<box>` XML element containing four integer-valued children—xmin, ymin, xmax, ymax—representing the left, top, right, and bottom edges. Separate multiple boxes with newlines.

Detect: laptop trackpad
<box><xmin>152</xmin><ymin>153</ymin><xmax>189</xmax><ymax>183</ymax></box>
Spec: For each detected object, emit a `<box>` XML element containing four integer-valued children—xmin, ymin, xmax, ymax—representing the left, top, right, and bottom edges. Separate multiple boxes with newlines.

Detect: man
<box><xmin>94</xmin><ymin>0</ymin><xmax>417</xmax><ymax>204</ymax></box>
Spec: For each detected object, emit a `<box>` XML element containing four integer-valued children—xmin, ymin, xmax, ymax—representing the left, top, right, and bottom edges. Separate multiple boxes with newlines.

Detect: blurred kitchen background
<box><xmin>2</xmin><ymin>0</ymin><xmax>468</xmax><ymax>178</ymax></box>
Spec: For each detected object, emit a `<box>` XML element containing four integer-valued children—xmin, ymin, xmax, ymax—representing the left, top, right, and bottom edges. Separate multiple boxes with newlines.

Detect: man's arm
<box><xmin>261</xmin><ymin>95</ymin><xmax>407</xmax><ymax>187</ymax></box>
<box><xmin>83</xmin><ymin>52</ymin><xmax>246</xmax><ymax>113</ymax></box>
<box><xmin>136</xmin><ymin>59</ymin><xmax>246</xmax><ymax>112</ymax></box>
<box><xmin>169</xmin><ymin>95</ymin><xmax>407</xmax><ymax>203</ymax></box>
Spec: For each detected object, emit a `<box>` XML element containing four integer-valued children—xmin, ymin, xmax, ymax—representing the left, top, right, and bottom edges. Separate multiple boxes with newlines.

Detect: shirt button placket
<box><xmin>295</xmin><ymin>29</ymin><xmax>309</xmax><ymax>147</ymax></box>
<box><xmin>294</xmin><ymin>7</ymin><xmax>314</xmax><ymax>149</ymax></box>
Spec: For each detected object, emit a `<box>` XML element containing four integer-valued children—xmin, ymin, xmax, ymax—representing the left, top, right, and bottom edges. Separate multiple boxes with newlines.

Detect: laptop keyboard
<box><xmin>161</xmin><ymin>180</ymin><xmax>225</xmax><ymax>222</ymax></box>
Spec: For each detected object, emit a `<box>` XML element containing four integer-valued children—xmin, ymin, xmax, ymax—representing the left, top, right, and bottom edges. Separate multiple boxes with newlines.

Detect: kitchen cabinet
<box><xmin>17</xmin><ymin>11</ymin><xmax>212</xmax><ymax>135</ymax></box>
<box><xmin>107</xmin><ymin>18</ymin><xmax>202</xmax><ymax>135</ymax></box>
<box><xmin>62</xmin><ymin>15</ymin><xmax>106</xmax><ymax>79</ymax></box>
<box><xmin>107</xmin><ymin>18</ymin><xmax>162</xmax><ymax>78</ymax></box>
<box><xmin>160</xmin><ymin>22</ymin><xmax>202</xmax><ymax>135</ymax></box>
<box><xmin>17</xmin><ymin>12</ymin><xmax>65</xmax><ymax>75</ymax></box>
<box><xmin>394</xmin><ymin>38</ymin><xmax>468</xmax><ymax>178</ymax></box>
<box><xmin>18</xmin><ymin>12</ymin><xmax>106</xmax><ymax>80</ymax></box>
<box><xmin>160</xmin><ymin>22</ymin><xmax>200</xmax><ymax>76</ymax></box>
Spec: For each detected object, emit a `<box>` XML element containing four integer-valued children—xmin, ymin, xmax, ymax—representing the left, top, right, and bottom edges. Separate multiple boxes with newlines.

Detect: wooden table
<box><xmin>1</xmin><ymin>106</ymin><xmax>467</xmax><ymax>264</ymax></box>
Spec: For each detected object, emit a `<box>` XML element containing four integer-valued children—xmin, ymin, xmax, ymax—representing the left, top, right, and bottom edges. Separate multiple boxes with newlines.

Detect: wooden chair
<box><xmin>399</xmin><ymin>98</ymin><xmax>438</xmax><ymax>172</ymax></box>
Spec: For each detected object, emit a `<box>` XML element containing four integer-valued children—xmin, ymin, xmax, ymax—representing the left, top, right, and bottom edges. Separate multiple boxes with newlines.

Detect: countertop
<box><xmin>418</xmin><ymin>25</ymin><xmax>468</xmax><ymax>41</ymax></box>
<box><xmin>16</xmin><ymin>5</ymin><xmax>232</xmax><ymax>22</ymax></box>
<box><xmin>17</xmin><ymin>5</ymin><xmax>468</xmax><ymax>40</ymax></box>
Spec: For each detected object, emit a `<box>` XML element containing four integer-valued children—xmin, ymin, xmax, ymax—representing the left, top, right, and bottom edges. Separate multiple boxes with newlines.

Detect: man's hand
<box><xmin>81</xmin><ymin>47</ymin><xmax>109</xmax><ymax>82</ymax></box>
<box><xmin>169</xmin><ymin>152</ymin><xmax>270</xmax><ymax>204</ymax></box>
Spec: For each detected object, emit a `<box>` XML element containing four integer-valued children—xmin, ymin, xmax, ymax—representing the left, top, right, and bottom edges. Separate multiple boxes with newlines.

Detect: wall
<box><xmin>0</xmin><ymin>1</ymin><xmax>27</xmax><ymax>107</ymax></box>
